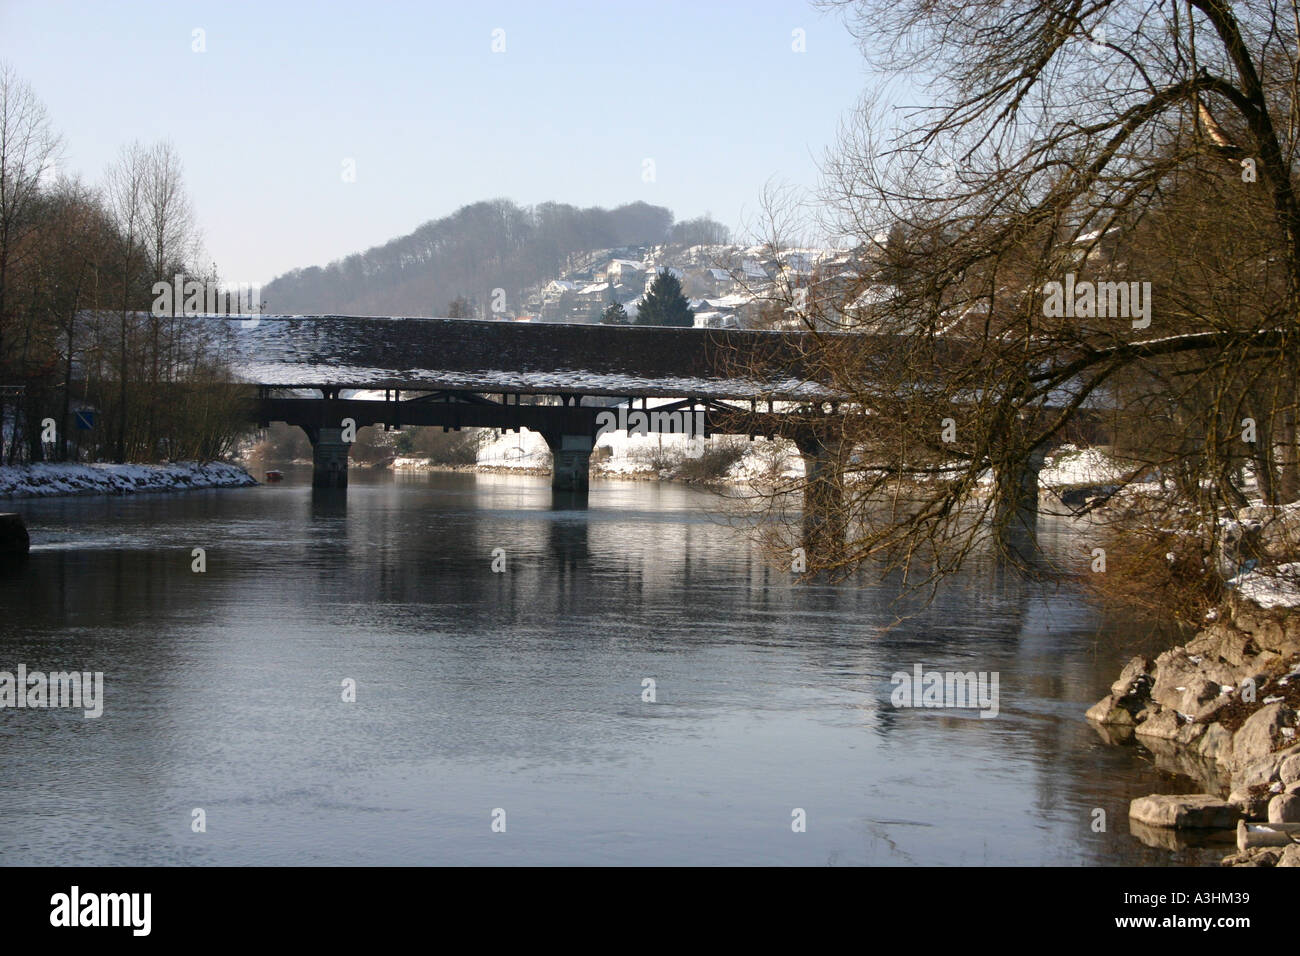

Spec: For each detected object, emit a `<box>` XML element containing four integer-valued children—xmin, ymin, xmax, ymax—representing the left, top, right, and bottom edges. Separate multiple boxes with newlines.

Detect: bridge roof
<box><xmin>203</xmin><ymin>314</ymin><xmax>836</xmax><ymax>400</ymax></box>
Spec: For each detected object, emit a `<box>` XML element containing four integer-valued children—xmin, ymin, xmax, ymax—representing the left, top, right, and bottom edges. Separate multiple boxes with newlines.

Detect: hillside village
<box><xmin>478</xmin><ymin>228</ymin><xmax>1127</xmax><ymax>330</ymax></box>
<box><xmin>505</xmin><ymin>243</ymin><xmax>878</xmax><ymax>329</ymax></box>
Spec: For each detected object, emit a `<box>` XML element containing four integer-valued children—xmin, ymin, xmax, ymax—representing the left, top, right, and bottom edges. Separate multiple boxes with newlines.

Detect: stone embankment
<box><xmin>1088</xmin><ymin>603</ymin><xmax>1300</xmax><ymax>866</ymax></box>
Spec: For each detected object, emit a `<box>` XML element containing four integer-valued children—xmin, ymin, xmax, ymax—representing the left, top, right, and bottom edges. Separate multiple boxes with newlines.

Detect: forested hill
<box><xmin>259</xmin><ymin>199</ymin><xmax>679</xmax><ymax>316</ymax></box>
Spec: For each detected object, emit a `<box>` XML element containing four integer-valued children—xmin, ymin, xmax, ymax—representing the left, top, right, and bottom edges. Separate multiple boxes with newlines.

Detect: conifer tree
<box><xmin>636</xmin><ymin>269</ymin><xmax>694</xmax><ymax>327</ymax></box>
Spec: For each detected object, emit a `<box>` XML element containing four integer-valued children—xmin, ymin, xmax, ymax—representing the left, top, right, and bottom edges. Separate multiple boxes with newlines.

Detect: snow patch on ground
<box><xmin>1227</xmin><ymin>562</ymin><xmax>1300</xmax><ymax>609</ymax></box>
<box><xmin>0</xmin><ymin>461</ymin><xmax>256</xmax><ymax>498</ymax></box>
<box><xmin>1040</xmin><ymin>445</ymin><xmax>1128</xmax><ymax>487</ymax></box>
<box><xmin>392</xmin><ymin>457</ymin><xmax>437</xmax><ymax>470</ymax></box>
<box><xmin>467</xmin><ymin>410</ymin><xmax>806</xmax><ymax>482</ymax></box>
<box><xmin>597</xmin><ymin>457</ymin><xmax>660</xmax><ymax>477</ymax></box>
<box><xmin>725</xmin><ymin>439</ymin><xmax>803</xmax><ymax>482</ymax></box>
<box><xmin>477</xmin><ymin>431</ymin><xmax>552</xmax><ymax>471</ymax></box>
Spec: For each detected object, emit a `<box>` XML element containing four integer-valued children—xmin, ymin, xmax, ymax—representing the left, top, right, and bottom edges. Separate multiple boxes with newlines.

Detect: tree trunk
<box><xmin>116</xmin><ymin>305</ymin><xmax>128</xmax><ymax>463</ymax></box>
<box><xmin>1276</xmin><ymin>407</ymin><xmax>1299</xmax><ymax>503</ymax></box>
<box><xmin>1252</xmin><ymin>414</ymin><xmax>1275</xmax><ymax>506</ymax></box>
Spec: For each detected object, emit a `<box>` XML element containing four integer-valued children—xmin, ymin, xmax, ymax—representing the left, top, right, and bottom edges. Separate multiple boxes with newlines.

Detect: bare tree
<box><xmin>727</xmin><ymin>1</ymin><xmax>1300</xmax><ymax>614</ymax></box>
<box><xmin>140</xmin><ymin>141</ymin><xmax>194</xmax><ymax>452</ymax></box>
<box><xmin>44</xmin><ymin>179</ymin><xmax>113</xmax><ymax>460</ymax></box>
<box><xmin>141</xmin><ymin>141</ymin><xmax>192</xmax><ymax>285</ymax></box>
<box><xmin>0</xmin><ymin>62</ymin><xmax>60</xmax><ymax>459</ymax></box>
<box><xmin>104</xmin><ymin>141</ymin><xmax>148</xmax><ymax>462</ymax></box>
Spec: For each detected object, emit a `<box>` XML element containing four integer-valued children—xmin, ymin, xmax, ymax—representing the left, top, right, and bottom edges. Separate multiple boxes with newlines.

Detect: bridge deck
<box><xmin>203</xmin><ymin>314</ymin><xmax>833</xmax><ymax>400</ymax></box>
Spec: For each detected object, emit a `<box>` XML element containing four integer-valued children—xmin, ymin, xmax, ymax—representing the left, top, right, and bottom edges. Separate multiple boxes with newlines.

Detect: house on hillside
<box><xmin>539</xmin><ymin>279</ymin><xmax>577</xmax><ymax>322</ymax></box>
<box><xmin>685</xmin><ymin>268</ymin><xmax>735</xmax><ymax>297</ymax></box>
<box><xmin>543</xmin><ymin>279</ymin><xmax>576</xmax><ymax>298</ymax></box>
<box><xmin>607</xmin><ymin>259</ymin><xmax>646</xmax><ymax>288</ymax></box>
<box><xmin>740</xmin><ymin>259</ymin><xmax>770</xmax><ymax>285</ymax></box>
<box><xmin>838</xmin><ymin>283</ymin><xmax>896</xmax><ymax>327</ymax></box>
<box><xmin>1072</xmin><ymin>226</ymin><xmax>1124</xmax><ymax>265</ymax></box>
<box><xmin>779</xmin><ymin>251</ymin><xmax>817</xmax><ymax>278</ymax></box>
<box><xmin>572</xmin><ymin>282</ymin><xmax>613</xmax><ymax>323</ymax></box>
<box><xmin>700</xmin><ymin>292</ymin><xmax>761</xmax><ymax>328</ymax></box>
<box><xmin>692</xmin><ymin>310</ymin><xmax>740</xmax><ymax>329</ymax></box>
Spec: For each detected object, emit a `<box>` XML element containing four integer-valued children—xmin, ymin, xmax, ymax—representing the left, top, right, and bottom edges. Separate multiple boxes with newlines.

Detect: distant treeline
<box><xmin>260</xmin><ymin>199</ymin><xmax>728</xmax><ymax>316</ymax></box>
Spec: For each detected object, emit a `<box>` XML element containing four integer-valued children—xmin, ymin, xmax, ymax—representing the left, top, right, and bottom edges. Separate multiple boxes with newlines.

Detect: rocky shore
<box><xmin>0</xmin><ymin>461</ymin><xmax>257</xmax><ymax>498</ymax></box>
<box><xmin>1088</xmin><ymin>601</ymin><xmax>1300</xmax><ymax>866</ymax></box>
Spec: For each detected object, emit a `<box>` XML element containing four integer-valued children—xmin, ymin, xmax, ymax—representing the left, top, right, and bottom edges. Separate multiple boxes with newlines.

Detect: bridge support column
<box><xmin>542</xmin><ymin>432</ymin><xmax>594</xmax><ymax>492</ymax></box>
<box><xmin>991</xmin><ymin>444</ymin><xmax>1047</xmax><ymax>564</ymax></box>
<box><xmin>304</xmin><ymin>425</ymin><xmax>351</xmax><ymax>489</ymax></box>
<box><xmin>794</xmin><ymin>431</ymin><xmax>848</xmax><ymax>563</ymax></box>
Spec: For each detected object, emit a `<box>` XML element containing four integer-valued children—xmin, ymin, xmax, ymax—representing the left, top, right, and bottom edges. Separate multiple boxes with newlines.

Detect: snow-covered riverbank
<box><xmin>0</xmin><ymin>461</ymin><xmax>256</xmax><ymax>498</ymax></box>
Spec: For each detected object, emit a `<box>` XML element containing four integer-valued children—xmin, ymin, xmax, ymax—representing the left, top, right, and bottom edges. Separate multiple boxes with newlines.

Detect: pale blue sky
<box><xmin>0</xmin><ymin>0</ymin><xmax>874</xmax><ymax>285</ymax></box>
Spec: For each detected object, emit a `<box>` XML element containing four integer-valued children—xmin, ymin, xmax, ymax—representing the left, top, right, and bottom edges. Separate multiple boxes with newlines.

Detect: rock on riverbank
<box><xmin>1088</xmin><ymin>602</ymin><xmax>1300</xmax><ymax>866</ymax></box>
<box><xmin>0</xmin><ymin>513</ymin><xmax>29</xmax><ymax>557</ymax></box>
<box><xmin>0</xmin><ymin>462</ymin><xmax>257</xmax><ymax>498</ymax></box>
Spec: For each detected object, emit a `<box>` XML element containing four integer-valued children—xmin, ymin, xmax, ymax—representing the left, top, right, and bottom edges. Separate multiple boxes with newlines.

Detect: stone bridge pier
<box><xmin>541</xmin><ymin>431</ymin><xmax>596</xmax><ymax>492</ymax></box>
<box><xmin>990</xmin><ymin>443</ymin><xmax>1048</xmax><ymax>564</ymax></box>
<box><xmin>302</xmin><ymin>425</ymin><xmax>351</xmax><ymax>489</ymax></box>
<box><xmin>793</xmin><ymin>427</ymin><xmax>849</xmax><ymax>564</ymax></box>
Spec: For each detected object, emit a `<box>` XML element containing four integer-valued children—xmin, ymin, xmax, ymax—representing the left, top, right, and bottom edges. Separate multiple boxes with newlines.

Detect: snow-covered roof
<box><xmin>165</xmin><ymin>313</ymin><xmax>840</xmax><ymax>400</ymax></box>
<box><xmin>781</xmin><ymin>253</ymin><xmax>816</xmax><ymax>274</ymax></box>
<box><xmin>848</xmin><ymin>285</ymin><xmax>895</xmax><ymax>310</ymax></box>
<box><xmin>704</xmin><ymin>293</ymin><xmax>752</xmax><ymax>309</ymax></box>
<box><xmin>1074</xmin><ymin>226</ymin><xmax>1120</xmax><ymax>244</ymax></box>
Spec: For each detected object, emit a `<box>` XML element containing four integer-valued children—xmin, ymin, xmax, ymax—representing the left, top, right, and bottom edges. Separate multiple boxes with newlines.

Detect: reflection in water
<box><xmin>0</xmin><ymin>467</ymin><xmax>1213</xmax><ymax>865</ymax></box>
<box><xmin>309</xmin><ymin>486</ymin><xmax>349</xmax><ymax>518</ymax></box>
<box><xmin>547</xmin><ymin>514</ymin><xmax>589</xmax><ymax>573</ymax></box>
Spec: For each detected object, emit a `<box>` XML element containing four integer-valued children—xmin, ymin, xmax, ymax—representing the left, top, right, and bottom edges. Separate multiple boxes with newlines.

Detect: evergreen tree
<box><xmin>636</xmin><ymin>269</ymin><xmax>694</xmax><ymax>327</ymax></box>
<box><xmin>601</xmin><ymin>301</ymin><xmax>629</xmax><ymax>325</ymax></box>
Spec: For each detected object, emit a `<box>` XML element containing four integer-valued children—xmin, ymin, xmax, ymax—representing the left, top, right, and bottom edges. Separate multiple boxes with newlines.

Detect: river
<box><xmin>0</xmin><ymin>467</ymin><xmax>1228</xmax><ymax>865</ymax></box>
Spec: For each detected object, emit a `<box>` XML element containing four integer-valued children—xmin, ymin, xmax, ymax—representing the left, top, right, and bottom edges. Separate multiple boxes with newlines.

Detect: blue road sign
<box><xmin>74</xmin><ymin>410</ymin><xmax>95</xmax><ymax>430</ymax></box>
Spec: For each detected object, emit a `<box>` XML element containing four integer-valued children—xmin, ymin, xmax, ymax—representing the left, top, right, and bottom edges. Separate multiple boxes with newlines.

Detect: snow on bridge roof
<box><xmin>194</xmin><ymin>314</ymin><xmax>838</xmax><ymax>400</ymax></box>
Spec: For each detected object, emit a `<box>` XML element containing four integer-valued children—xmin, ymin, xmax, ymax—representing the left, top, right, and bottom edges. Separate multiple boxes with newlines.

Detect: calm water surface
<box><xmin>1</xmin><ymin>468</ymin><xmax>1225</xmax><ymax>865</ymax></box>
